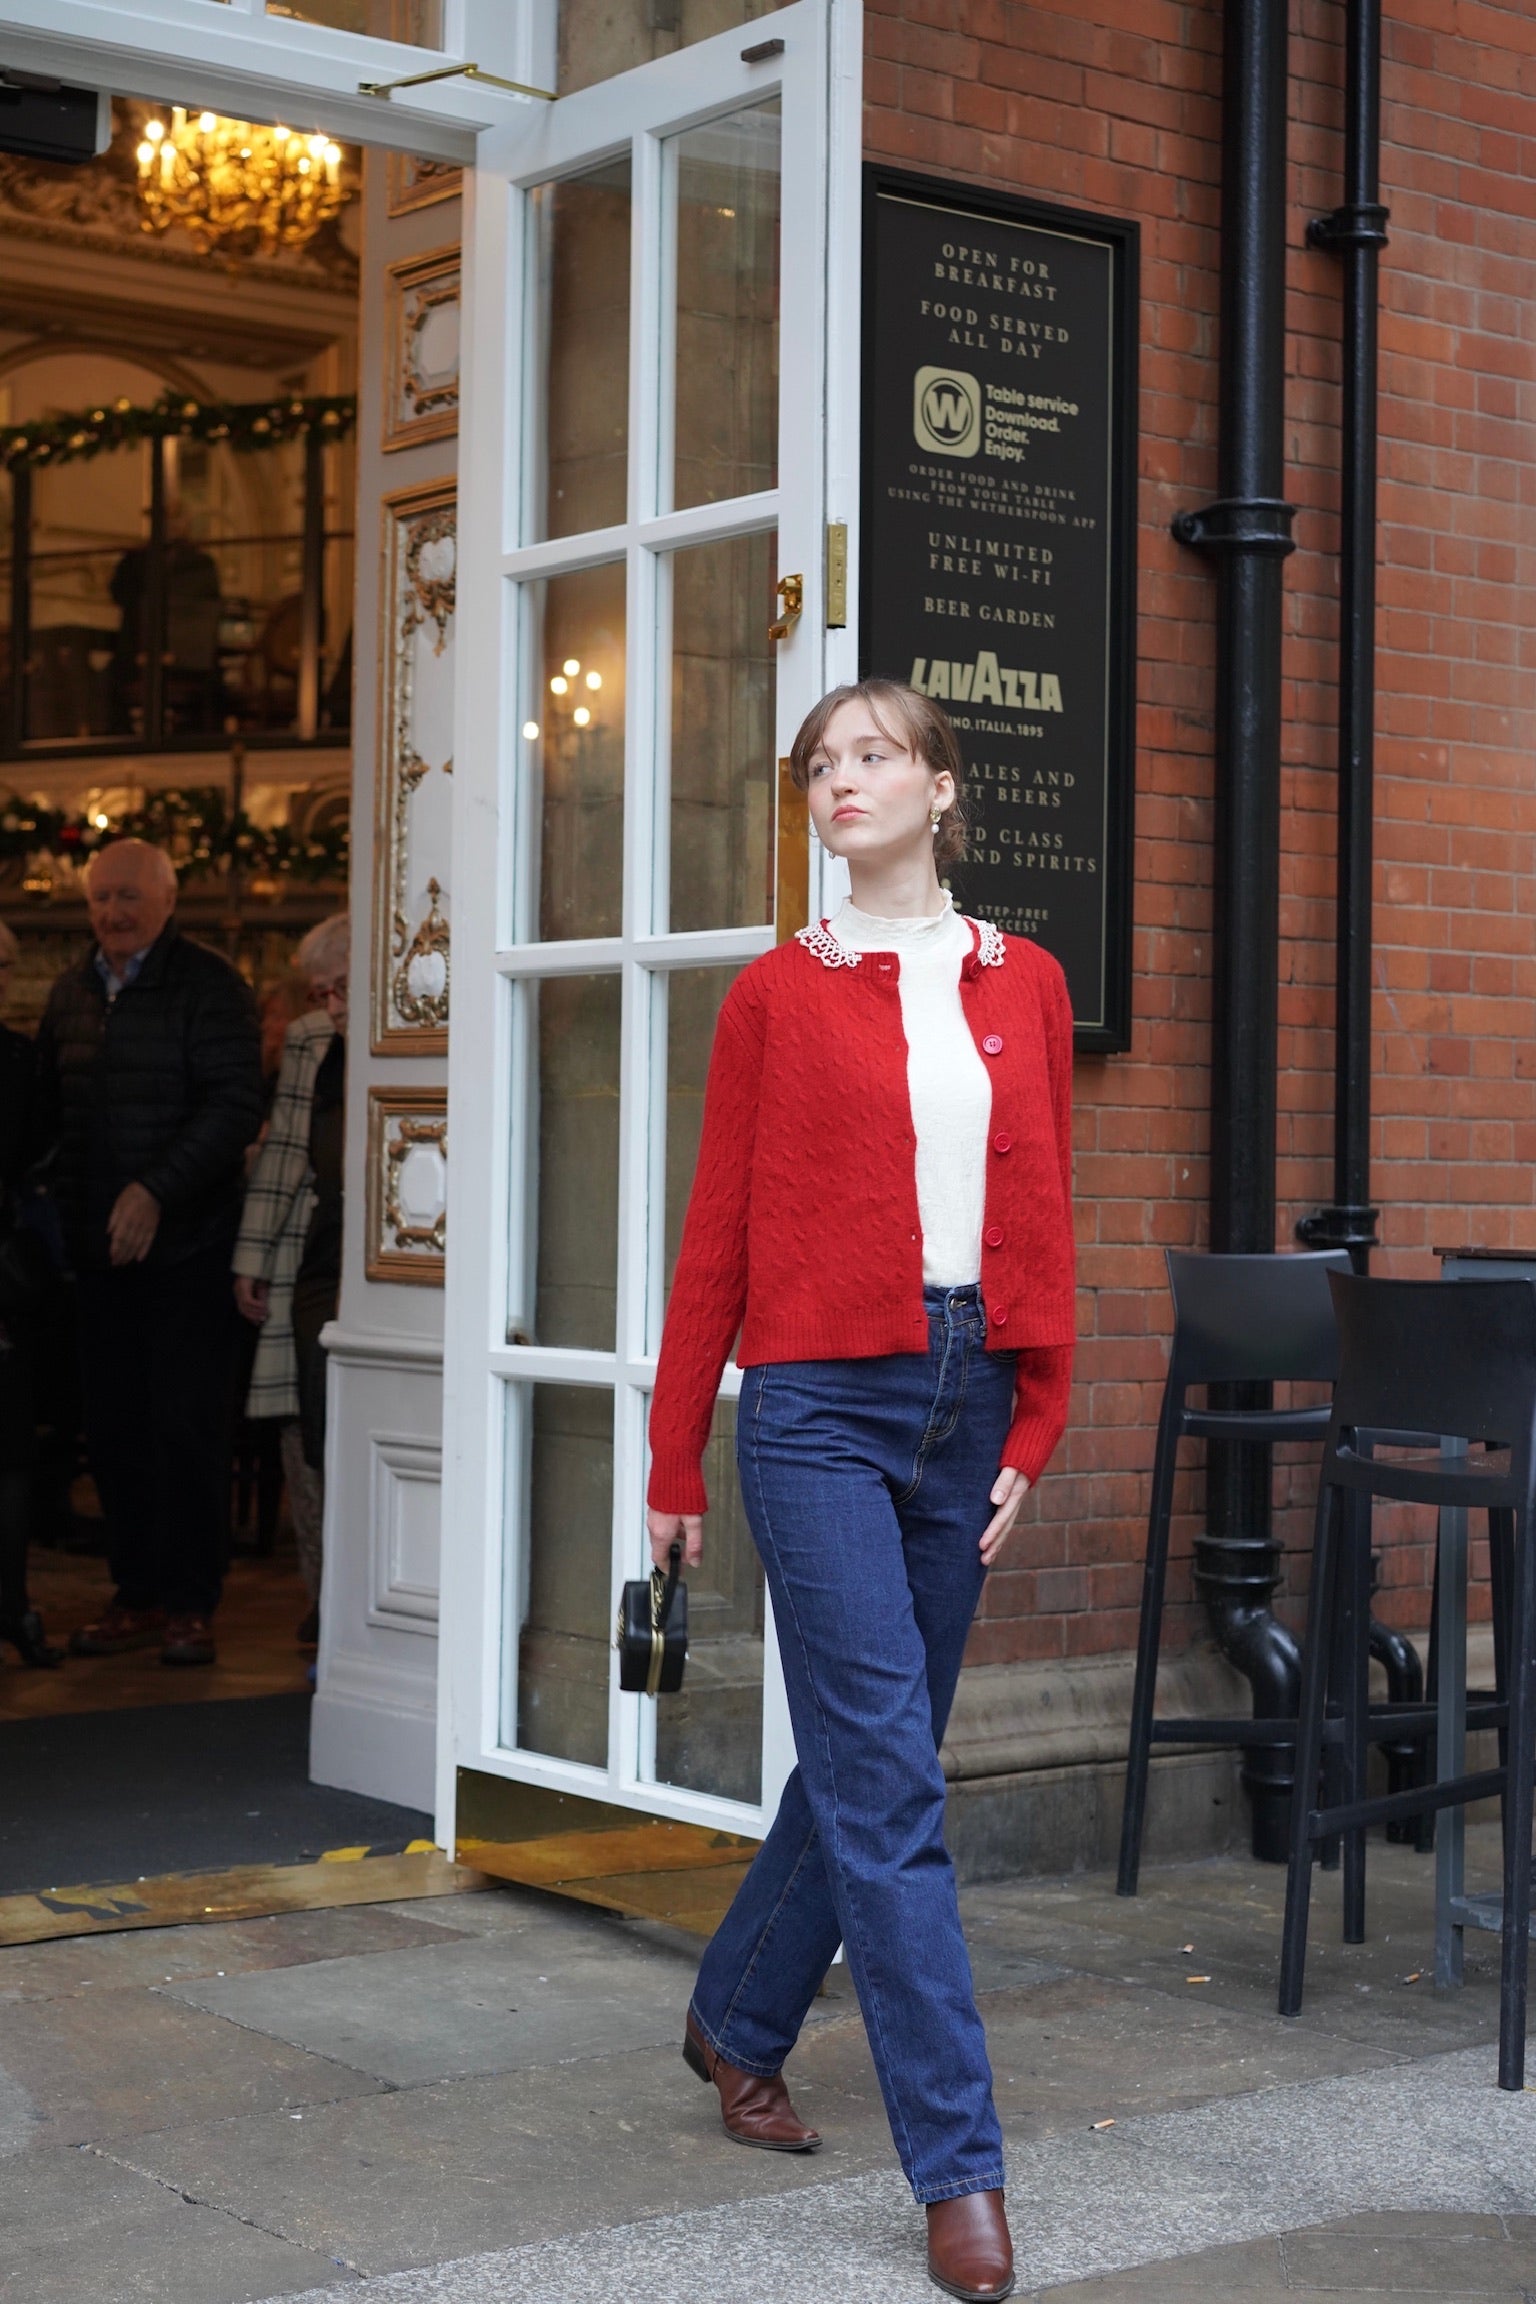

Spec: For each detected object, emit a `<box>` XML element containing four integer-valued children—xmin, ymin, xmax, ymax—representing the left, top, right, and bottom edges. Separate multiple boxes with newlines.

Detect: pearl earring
<box><xmin>930</xmin><ymin>809</ymin><xmax>943</xmax><ymax>834</ymax></box>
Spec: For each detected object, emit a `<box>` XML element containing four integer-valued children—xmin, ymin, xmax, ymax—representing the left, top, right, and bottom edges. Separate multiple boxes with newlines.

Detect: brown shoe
<box><xmin>161</xmin><ymin>1614</ymin><xmax>216</xmax><ymax>1667</ymax></box>
<box><xmin>683</xmin><ymin>2009</ymin><xmax>821</xmax><ymax>2153</ymax></box>
<box><xmin>69</xmin><ymin>1605</ymin><xmax>167</xmax><ymax>1657</ymax></box>
<box><xmin>927</xmin><ymin>2191</ymin><xmax>1015</xmax><ymax>2301</ymax></box>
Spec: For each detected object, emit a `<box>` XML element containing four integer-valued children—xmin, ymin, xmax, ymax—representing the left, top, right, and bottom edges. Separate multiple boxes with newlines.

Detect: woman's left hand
<box><xmin>980</xmin><ymin>1468</ymin><xmax>1030</xmax><ymax>1567</ymax></box>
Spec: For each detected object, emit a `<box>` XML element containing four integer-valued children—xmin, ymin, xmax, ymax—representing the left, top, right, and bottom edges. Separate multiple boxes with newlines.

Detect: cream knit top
<box><xmin>830</xmin><ymin>893</ymin><xmax>992</xmax><ymax>1286</ymax></box>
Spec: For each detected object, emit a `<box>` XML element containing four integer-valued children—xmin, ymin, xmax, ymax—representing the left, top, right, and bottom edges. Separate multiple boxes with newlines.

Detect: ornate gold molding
<box><xmin>373</xmin><ymin>478</ymin><xmax>455</xmax><ymax>1054</ymax></box>
<box><xmin>366</xmin><ymin>1086</ymin><xmax>448</xmax><ymax>1285</ymax></box>
<box><xmin>386</xmin><ymin>153</ymin><xmax>463</xmax><ymax>217</ymax></box>
<box><xmin>383</xmin><ymin>243</ymin><xmax>460</xmax><ymax>451</ymax></box>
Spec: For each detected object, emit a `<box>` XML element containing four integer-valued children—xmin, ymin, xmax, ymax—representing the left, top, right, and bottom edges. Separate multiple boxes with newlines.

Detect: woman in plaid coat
<box><xmin>233</xmin><ymin>916</ymin><xmax>348</xmax><ymax>1630</ymax></box>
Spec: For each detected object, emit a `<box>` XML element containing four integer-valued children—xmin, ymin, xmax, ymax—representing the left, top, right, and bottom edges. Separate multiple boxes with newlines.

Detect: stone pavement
<box><xmin>2</xmin><ymin>1825</ymin><xmax>1534</xmax><ymax>2302</ymax></box>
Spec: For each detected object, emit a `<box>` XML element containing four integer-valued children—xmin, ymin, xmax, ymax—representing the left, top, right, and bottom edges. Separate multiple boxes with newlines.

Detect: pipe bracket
<box><xmin>1306</xmin><ymin>202</ymin><xmax>1390</xmax><ymax>252</ymax></box>
<box><xmin>1296</xmin><ymin>1203</ymin><xmax>1380</xmax><ymax>1256</ymax></box>
<box><xmin>1171</xmin><ymin>497</ymin><xmax>1297</xmax><ymax>557</ymax></box>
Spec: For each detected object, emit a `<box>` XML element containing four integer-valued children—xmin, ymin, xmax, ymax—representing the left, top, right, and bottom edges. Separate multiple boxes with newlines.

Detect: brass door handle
<box><xmin>769</xmin><ymin>572</ymin><xmax>803</xmax><ymax>642</ymax></box>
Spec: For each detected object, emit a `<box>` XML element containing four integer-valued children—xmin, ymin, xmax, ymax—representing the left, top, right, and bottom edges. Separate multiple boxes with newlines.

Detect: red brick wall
<box><xmin>864</xmin><ymin>0</ymin><xmax>1536</xmax><ymax>1667</ymax></box>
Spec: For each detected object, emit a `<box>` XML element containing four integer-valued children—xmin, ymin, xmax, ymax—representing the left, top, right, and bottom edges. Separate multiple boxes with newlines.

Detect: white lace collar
<box><xmin>795</xmin><ymin>914</ymin><xmax>1005</xmax><ymax>970</ymax></box>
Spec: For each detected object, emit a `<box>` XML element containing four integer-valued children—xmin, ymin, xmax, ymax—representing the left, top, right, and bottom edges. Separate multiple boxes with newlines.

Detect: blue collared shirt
<box><xmin>94</xmin><ymin>945</ymin><xmax>151</xmax><ymax>1004</ymax></box>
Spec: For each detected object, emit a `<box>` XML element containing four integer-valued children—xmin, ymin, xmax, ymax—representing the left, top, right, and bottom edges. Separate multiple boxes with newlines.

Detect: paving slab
<box><xmin>161</xmin><ymin>1905</ymin><xmax>703</xmax><ymax>2087</ymax></box>
<box><xmin>0</xmin><ymin>2141</ymin><xmax>344</xmax><ymax>2304</ymax></box>
<box><xmin>99</xmin><ymin>2037</ymin><xmax>896</xmax><ymax>2275</ymax></box>
<box><xmin>242</xmin><ymin>2046</ymin><xmax>1536</xmax><ymax>2304</ymax></box>
<box><xmin>1028</xmin><ymin>2213</ymin><xmax>1536</xmax><ymax>2300</ymax></box>
<box><xmin>0</xmin><ymin>1987</ymin><xmax>383</xmax><ymax>2146</ymax></box>
<box><xmin>789</xmin><ymin>1967</ymin><xmax>1400</xmax><ymax>2145</ymax></box>
<box><xmin>0</xmin><ymin>1904</ymin><xmax>471</xmax><ymax>2005</ymax></box>
<box><xmin>962</xmin><ymin>1836</ymin><xmax>1509</xmax><ymax>2062</ymax></box>
<box><xmin>1280</xmin><ymin>2224</ymin><xmax>1536</xmax><ymax>2292</ymax></box>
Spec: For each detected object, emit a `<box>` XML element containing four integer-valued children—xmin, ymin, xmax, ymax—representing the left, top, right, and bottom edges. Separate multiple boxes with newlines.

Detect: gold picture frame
<box><xmin>366</xmin><ymin>1085</ymin><xmax>448</xmax><ymax>1285</ymax></box>
<box><xmin>386</xmin><ymin>152</ymin><xmax>463</xmax><ymax>217</ymax></box>
<box><xmin>383</xmin><ymin>243</ymin><xmax>461</xmax><ymax>451</ymax></box>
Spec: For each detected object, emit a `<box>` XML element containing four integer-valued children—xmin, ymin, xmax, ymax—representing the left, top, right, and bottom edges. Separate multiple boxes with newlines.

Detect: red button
<box><xmin>985</xmin><ymin>1225</ymin><xmax>1005</xmax><ymax>1249</ymax></box>
<box><xmin>982</xmin><ymin>1033</ymin><xmax>1004</xmax><ymax>1056</ymax></box>
<box><xmin>992</xmin><ymin>1132</ymin><xmax>1012</xmax><ymax>1154</ymax></box>
<box><xmin>991</xmin><ymin>1305</ymin><xmax>1008</xmax><ymax>1326</ymax></box>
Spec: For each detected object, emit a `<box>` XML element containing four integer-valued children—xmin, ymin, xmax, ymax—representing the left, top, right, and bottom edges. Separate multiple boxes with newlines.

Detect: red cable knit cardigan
<box><xmin>647</xmin><ymin>915</ymin><xmax>1077</xmax><ymax>1516</ymax></box>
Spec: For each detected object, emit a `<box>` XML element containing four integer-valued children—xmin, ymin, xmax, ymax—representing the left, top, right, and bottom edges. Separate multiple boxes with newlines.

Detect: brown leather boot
<box><xmin>682</xmin><ymin>2010</ymin><xmax>821</xmax><ymax>2153</ymax></box>
<box><xmin>926</xmin><ymin>2190</ymin><xmax>1015</xmax><ymax>2301</ymax></box>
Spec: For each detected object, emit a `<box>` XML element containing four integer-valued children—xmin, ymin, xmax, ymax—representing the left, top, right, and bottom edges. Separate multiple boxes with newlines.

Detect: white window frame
<box><xmin>0</xmin><ymin>0</ymin><xmax>550</xmax><ymax>161</ymax></box>
<box><xmin>439</xmin><ymin>0</ymin><xmax>862</xmax><ymax>1845</ymax></box>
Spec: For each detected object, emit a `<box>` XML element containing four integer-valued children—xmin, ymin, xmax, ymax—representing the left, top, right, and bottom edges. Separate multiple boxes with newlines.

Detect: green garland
<box><xmin>0</xmin><ymin>787</ymin><xmax>348</xmax><ymax>886</ymax></box>
<box><xmin>0</xmin><ymin>393</ymin><xmax>357</xmax><ymax>473</ymax></box>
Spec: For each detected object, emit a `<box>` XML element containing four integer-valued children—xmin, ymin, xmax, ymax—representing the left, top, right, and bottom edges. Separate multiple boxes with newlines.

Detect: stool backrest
<box><xmin>1329</xmin><ymin>1271</ymin><xmax>1536</xmax><ymax>1457</ymax></box>
<box><xmin>1166</xmin><ymin>1249</ymin><xmax>1352</xmax><ymax>1388</ymax></box>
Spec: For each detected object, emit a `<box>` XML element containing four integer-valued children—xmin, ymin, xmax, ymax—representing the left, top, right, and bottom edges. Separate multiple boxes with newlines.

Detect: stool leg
<box><xmin>1497</xmin><ymin>1506</ymin><xmax>1536</xmax><ymax>2092</ymax></box>
<box><xmin>1489</xmin><ymin>1507</ymin><xmax>1514</xmax><ymax>1781</ymax></box>
<box><xmin>1434</xmin><ymin>1493</ymin><xmax>1469</xmax><ymax>1991</ymax></box>
<box><xmin>1280</xmin><ymin>1478</ymin><xmax>1342</xmax><ymax>2018</ymax></box>
<box><xmin>1340</xmin><ymin>1490</ymin><xmax>1371</xmax><ymax>1945</ymax></box>
<box><xmin>1118</xmin><ymin>1400</ymin><xmax>1181</xmax><ymax>1898</ymax></box>
<box><xmin>1418</xmin><ymin>1546</ymin><xmax>1440</xmax><ymax>1857</ymax></box>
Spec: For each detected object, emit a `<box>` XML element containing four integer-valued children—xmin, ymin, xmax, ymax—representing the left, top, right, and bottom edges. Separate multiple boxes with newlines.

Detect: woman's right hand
<box><xmin>234</xmin><ymin>1274</ymin><xmax>271</xmax><ymax>1325</ymax></box>
<box><xmin>647</xmin><ymin>1508</ymin><xmax>704</xmax><ymax>1568</ymax></box>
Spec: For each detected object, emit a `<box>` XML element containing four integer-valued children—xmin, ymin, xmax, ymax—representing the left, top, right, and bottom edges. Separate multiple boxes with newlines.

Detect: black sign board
<box><xmin>862</xmin><ymin>168</ymin><xmax>1138</xmax><ymax>1050</ymax></box>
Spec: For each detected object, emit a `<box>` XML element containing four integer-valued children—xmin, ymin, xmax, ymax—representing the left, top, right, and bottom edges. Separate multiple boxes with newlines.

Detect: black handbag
<box><xmin>615</xmin><ymin>1540</ymin><xmax>688</xmax><ymax>1695</ymax></box>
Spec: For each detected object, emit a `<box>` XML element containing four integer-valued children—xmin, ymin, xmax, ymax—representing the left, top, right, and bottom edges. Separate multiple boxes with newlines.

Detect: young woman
<box><xmin>647</xmin><ymin>680</ymin><xmax>1076</xmax><ymax>2302</ymax></box>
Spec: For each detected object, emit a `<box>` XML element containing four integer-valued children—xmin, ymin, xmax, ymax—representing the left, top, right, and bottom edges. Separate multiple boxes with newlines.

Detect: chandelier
<box><xmin>135</xmin><ymin>110</ymin><xmax>347</xmax><ymax>259</ymax></box>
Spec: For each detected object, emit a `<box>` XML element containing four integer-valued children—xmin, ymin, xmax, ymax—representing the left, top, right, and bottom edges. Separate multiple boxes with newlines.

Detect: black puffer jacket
<box><xmin>34</xmin><ymin>924</ymin><xmax>263</xmax><ymax>1270</ymax></box>
<box><xmin>0</xmin><ymin>1024</ymin><xmax>33</xmax><ymax>1198</ymax></box>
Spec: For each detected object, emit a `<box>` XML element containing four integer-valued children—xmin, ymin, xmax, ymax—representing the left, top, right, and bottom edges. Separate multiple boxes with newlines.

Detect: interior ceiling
<box><xmin>0</xmin><ymin>96</ymin><xmax>358</xmax><ymax>377</ymax></box>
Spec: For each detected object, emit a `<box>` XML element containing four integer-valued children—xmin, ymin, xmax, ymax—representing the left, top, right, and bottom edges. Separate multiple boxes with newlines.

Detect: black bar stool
<box><xmin>1118</xmin><ymin>1249</ymin><xmax>1352</xmax><ymax>1899</ymax></box>
<box><xmin>1278</xmin><ymin>1272</ymin><xmax>1533</xmax><ymax>2090</ymax></box>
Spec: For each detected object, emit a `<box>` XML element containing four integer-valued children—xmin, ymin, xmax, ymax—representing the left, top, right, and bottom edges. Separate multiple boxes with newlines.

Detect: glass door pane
<box><xmin>667</xmin><ymin>530</ymin><xmax>776</xmax><ymax>931</ymax></box>
<box><xmin>267</xmin><ymin>0</ymin><xmax>444</xmax><ymax>40</ymax></box>
<box><xmin>529</xmin><ymin>563</ymin><xmax>626</xmax><ymax>940</ymax></box>
<box><xmin>558</xmin><ymin>0</ymin><xmax>791</xmax><ymax>96</ymax></box>
<box><xmin>514</xmin><ymin>1385</ymin><xmax>614</xmax><ymax>1766</ymax></box>
<box><xmin>653</xmin><ymin>1399</ymin><xmax>763</xmax><ymax>1805</ymax></box>
<box><xmin>532</xmin><ymin>160</ymin><xmax>632</xmax><ymax>542</ymax></box>
<box><xmin>533</xmin><ymin>974</ymin><xmax>622</xmax><ymax>1348</ymax></box>
<box><xmin>670</xmin><ymin>102</ymin><xmax>780</xmax><ymax>511</ymax></box>
<box><xmin>650</xmin><ymin>965</ymin><xmax>766</xmax><ymax>1804</ymax></box>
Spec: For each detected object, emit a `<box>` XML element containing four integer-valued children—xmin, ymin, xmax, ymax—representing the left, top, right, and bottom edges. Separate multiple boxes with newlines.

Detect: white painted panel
<box><xmin>368</xmin><ymin>1433</ymin><xmax>443</xmax><ymax>1630</ymax></box>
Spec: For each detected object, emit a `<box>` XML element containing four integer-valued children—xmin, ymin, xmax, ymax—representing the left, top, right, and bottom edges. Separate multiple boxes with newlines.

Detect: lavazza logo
<box><xmin>913</xmin><ymin>365</ymin><xmax>982</xmax><ymax>458</ymax></box>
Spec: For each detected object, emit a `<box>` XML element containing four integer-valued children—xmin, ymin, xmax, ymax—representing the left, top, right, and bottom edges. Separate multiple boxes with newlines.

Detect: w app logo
<box><xmin>913</xmin><ymin>366</ymin><xmax>981</xmax><ymax>457</ymax></box>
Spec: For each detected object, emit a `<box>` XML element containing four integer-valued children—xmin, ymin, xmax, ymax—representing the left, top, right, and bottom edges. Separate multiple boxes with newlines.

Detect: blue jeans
<box><xmin>690</xmin><ymin>1285</ymin><xmax>1013</xmax><ymax>2203</ymax></box>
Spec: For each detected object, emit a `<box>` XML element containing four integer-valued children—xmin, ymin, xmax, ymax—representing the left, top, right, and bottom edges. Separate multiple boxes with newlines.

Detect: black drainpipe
<box><xmin>1173</xmin><ymin>0</ymin><xmax>1297</xmax><ymax>1862</ymax></box>
<box><xmin>1297</xmin><ymin>0</ymin><xmax>1388</xmax><ymax>1271</ymax></box>
<box><xmin>1298</xmin><ymin>0</ymin><xmax>1429</xmax><ymax>1824</ymax></box>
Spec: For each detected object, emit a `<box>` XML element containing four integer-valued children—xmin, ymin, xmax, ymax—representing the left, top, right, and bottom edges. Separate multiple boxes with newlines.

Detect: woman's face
<box><xmin>307</xmin><ymin>968</ymin><xmax>348</xmax><ymax>1036</ymax></box>
<box><xmin>803</xmin><ymin>700</ymin><xmax>952</xmax><ymax>866</ymax></box>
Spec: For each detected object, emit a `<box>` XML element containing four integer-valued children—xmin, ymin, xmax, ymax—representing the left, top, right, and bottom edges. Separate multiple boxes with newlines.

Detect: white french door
<box><xmin>439</xmin><ymin>0</ymin><xmax>858</xmax><ymax>1841</ymax></box>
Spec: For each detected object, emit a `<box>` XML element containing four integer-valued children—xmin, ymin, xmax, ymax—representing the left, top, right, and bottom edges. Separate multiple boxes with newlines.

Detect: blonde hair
<box><xmin>296</xmin><ymin>913</ymin><xmax>350</xmax><ymax>982</ymax></box>
<box><xmin>787</xmin><ymin>679</ymin><xmax>970</xmax><ymax>872</ymax></box>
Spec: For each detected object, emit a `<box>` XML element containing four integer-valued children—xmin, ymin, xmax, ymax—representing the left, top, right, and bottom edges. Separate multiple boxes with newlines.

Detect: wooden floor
<box><xmin>0</xmin><ymin>1531</ymin><xmax>313</xmax><ymax>1723</ymax></box>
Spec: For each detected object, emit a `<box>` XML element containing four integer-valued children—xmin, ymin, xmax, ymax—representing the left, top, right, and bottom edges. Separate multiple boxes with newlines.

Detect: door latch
<box><xmin>769</xmin><ymin>572</ymin><xmax>803</xmax><ymax>642</ymax></box>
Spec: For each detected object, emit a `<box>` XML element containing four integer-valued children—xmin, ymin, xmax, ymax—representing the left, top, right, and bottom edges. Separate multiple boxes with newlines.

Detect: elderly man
<box><xmin>33</xmin><ymin>839</ymin><xmax>263</xmax><ymax>1666</ymax></box>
